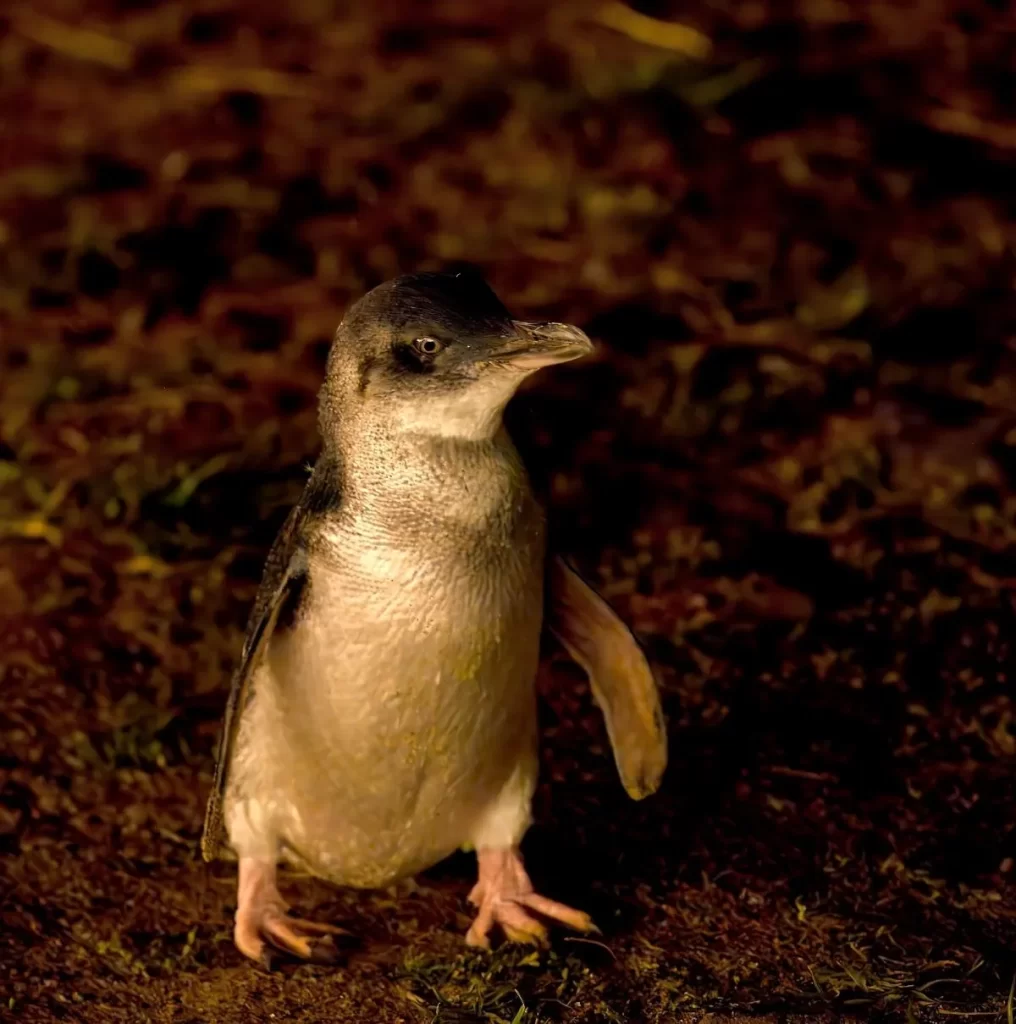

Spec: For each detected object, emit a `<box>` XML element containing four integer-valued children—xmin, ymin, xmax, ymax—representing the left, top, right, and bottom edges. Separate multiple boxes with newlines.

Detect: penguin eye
<box><xmin>412</xmin><ymin>336</ymin><xmax>444</xmax><ymax>356</ymax></box>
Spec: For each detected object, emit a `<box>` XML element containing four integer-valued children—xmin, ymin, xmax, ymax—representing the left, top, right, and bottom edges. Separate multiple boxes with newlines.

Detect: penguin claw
<box><xmin>239</xmin><ymin>907</ymin><xmax>349</xmax><ymax>967</ymax></box>
<box><xmin>234</xmin><ymin>857</ymin><xmax>351</xmax><ymax>968</ymax></box>
<box><xmin>465</xmin><ymin>847</ymin><xmax>597</xmax><ymax>950</ymax></box>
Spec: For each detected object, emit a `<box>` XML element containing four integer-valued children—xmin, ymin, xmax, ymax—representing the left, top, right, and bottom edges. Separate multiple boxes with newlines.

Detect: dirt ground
<box><xmin>2</xmin><ymin>1</ymin><xmax>1016</xmax><ymax>1021</ymax></box>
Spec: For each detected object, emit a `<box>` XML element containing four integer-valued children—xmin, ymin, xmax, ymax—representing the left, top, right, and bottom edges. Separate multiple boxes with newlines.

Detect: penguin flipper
<box><xmin>201</xmin><ymin>460</ymin><xmax>341</xmax><ymax>861</ymax></box>
<box><xmin>545</xmin><ymin>555</ymin><xmax>667</xmax><ymax>800</ymax></box>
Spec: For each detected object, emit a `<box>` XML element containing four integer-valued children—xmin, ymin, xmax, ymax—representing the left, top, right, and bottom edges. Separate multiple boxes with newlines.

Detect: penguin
<box><xmin>202</xmin><ymin>270</ymin><xmax>667</xmax><ymax>963</ymax></box>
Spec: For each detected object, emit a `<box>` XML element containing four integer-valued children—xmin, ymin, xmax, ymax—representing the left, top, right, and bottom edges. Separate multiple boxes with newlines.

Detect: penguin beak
<box><xmin>482</xmin><ymin>321</ymin><xmax>594</xmax><ymax>369</ymax></box>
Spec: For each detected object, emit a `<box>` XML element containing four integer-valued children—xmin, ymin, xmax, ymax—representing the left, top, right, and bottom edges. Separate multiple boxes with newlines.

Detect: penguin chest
<box><xmin>245</xmin><ymin>514</ymin><xmax>546</xmax><ymax>883</ymax></box>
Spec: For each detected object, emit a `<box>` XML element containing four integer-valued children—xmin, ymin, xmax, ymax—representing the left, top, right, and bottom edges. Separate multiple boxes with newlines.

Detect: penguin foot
<box><xmin>465</xmin><ymin>847</ymin><xmax>597</xmax><ymax>950</ymax></box>
<box><xmin>234</xmin><ymin>857</ymin><xmax>349</xmax><ymax>966</ymax></box>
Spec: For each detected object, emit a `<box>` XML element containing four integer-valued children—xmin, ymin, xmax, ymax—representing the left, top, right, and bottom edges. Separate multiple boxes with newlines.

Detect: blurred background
<box><xmin>2</xmin><ymin>1</ymin><xmax>1015</xmax><ymax>1021</ymax></box>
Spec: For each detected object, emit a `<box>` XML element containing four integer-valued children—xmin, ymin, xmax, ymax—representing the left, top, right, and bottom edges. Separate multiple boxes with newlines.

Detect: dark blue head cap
<box><xmin>342</xmin><ymin>269</ymin><xmax>517</xmax><ymax>342</ymax></box>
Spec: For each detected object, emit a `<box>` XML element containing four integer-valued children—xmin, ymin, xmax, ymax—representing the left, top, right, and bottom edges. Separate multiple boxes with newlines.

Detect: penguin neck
<box><xmin>323</xmin><ymin>406</ymin><xmax>524</xmax><ymax>521</ymax></box>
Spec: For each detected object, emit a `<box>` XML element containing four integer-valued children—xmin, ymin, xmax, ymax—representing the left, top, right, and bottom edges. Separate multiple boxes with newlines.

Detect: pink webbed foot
<box><xmin>465</xmin><ymin>847</ymin><xmax>597</xmax><ymax>950</ymax></box>
<box><xmin>234</xmin><ymin>858</ymin><xmax>348</xmax><ymax>966</ymax></box>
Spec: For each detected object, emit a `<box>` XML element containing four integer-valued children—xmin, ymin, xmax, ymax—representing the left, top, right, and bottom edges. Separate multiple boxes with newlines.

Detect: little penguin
<box><xmin>201</xmin><ymin>270</ymin><xmax>668</xmax><ymax>963</ymax></box>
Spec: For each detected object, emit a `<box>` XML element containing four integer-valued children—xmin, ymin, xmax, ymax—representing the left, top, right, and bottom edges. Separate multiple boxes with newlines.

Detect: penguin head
<box><xmin>322</xmin><ymin>269</ymin><xmax>592</xmax><ymax>440</ymax></box>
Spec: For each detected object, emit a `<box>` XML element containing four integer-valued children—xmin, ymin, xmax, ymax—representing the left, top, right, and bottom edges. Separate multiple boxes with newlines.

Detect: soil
<box><xmin>2</xmin><ymin>1</ymin><xmax>1016</xmax><ymax>1022</ymax></box>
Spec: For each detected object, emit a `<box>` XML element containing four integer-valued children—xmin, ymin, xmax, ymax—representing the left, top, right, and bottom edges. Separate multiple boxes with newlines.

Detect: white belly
<box><xmin>227</xmin><ymin>511</ymin><xmax>545</xmax><ymax>887</ymax></box>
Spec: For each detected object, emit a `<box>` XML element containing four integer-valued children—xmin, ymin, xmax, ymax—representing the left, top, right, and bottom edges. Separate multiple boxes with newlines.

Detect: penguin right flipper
<box><xmin>200</xmin><ymin>459</ymin><xmax>341</xmax><ymax>861</ymax></box>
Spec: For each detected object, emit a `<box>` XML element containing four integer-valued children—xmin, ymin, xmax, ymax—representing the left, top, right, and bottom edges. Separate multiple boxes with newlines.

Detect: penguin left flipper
<box><xmin>545</xmin><ymin>555</ymin><xmax>668</xmax><ymax>800</ymax></box>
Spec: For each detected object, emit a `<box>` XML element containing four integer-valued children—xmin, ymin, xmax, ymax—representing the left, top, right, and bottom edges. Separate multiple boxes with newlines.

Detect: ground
<box><xmin>2</xmin><ymin>1</ymin><xmax>1016</xmax><ymax>1021</ymax></box>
